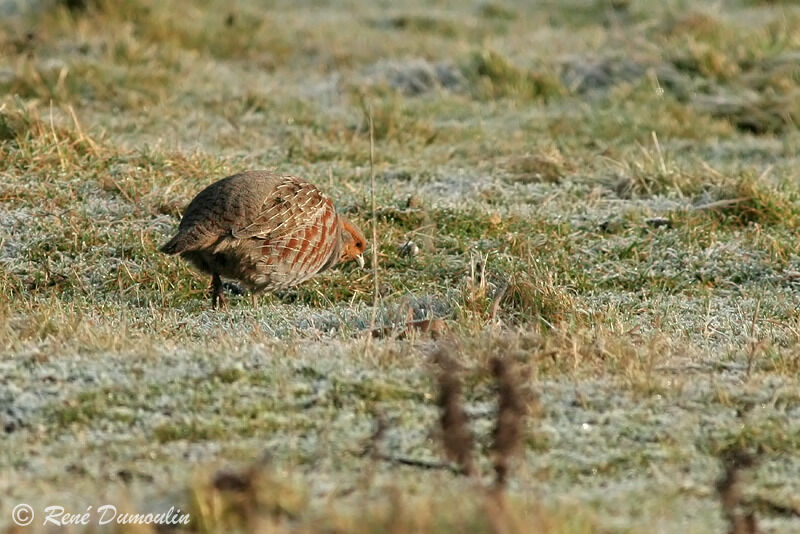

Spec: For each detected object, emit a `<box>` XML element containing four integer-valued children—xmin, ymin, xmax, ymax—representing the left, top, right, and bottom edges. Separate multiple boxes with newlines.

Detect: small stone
<box><xmin>645</xmin><ymin>217</ymin><xmax>672</xmax><ymax>229</ymax></box>
<box><xmin>406</xmin><ymin>195</ymin><xmax>422</xmax><ymax>208</ymax></box>
<box><xmin>399</xmin><ymin>240</ymin><xmax>420</xmax><ymax>257</ymax></box>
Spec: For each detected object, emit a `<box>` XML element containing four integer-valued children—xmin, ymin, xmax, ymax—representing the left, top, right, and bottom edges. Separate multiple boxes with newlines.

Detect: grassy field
<box><xmin>2</xmin><ymin>0</ymin><xmax>800</xmax><ymax>532</ymax></box>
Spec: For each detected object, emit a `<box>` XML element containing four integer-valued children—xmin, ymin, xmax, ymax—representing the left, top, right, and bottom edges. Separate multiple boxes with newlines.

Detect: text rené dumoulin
<box><xmin>42</xmin><ymin>504</ymin><xmax>190</xmax><ymax>527</ymax></box>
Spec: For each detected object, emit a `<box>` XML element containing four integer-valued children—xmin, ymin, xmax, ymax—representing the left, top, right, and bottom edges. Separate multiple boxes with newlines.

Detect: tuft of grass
<box><xmin>191</xmin><ymin>461</ymin><xmax>307</xmax><ymax>532</ymax></box>
<box><xmin>694</xmin><ymin>91</ymin><xmax>800</xmax><ymax>134</ymax></box>
<box><xmin>462</xmin><ymin>50</ymin><xmax>565</xmax><ymax>102</ymax></box>
<box><xmin>188</xmin><ymin>460</ymin><xmax>605</xmax><ymax>534</ymax></box>
<box><xmin>701</xmin><ymin>172</ymin><xmax>800</xmax><ymax>227</ymax></box>
<box><xmin>354</xmin><ymin>91</ymin><xmax>436</xmax><ymax>143</ymax></box>
<box><xmin>153</xmin><ymin>421</ymin><xmax>230</xmax><ymax>443</ymax></box>
<box><xmin>656</xmin><ymin>9</ymin><xmax>800</xmax><ymax>134</ymax></box>
<box><xmin>376</xmin><ymin>13</ymin><xmax>462</xmax><ymax>38</ymax></box>
<box><xmin>499</xmin><ymin>268</ymin><xmax>580</xmax><ymax>328</ymax></box>
<box><xmin>477</xmin><ymin>2</ymin><xmax>516</xmax><ymax>21</ymax></box>
<box><xmin>501</xmin><ymin>146</ymin><xmax>575</xmax><ymax>184</ymax></box>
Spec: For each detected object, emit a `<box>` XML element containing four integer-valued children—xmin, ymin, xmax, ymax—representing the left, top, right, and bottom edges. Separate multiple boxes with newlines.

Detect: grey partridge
<box><xmin>160</xmin><ymin>171</ymin><xmax>367</xmax><ymax>308</ymax></box>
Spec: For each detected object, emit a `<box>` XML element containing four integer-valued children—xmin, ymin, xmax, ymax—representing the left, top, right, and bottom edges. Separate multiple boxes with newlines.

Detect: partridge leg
<box><xmin>211</xmin><ymin>273</ymin><xmax>226</xmax><ymax>309</ymax></box>
<box><xmin>251</xmin><ymin>293</ymin><xmax>259</xmax><ymax>307</ymax></box>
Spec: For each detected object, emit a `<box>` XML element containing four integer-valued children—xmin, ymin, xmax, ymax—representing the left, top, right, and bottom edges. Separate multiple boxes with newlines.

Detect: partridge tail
<box><xmin>160</xmin><ymin>235</ymin><xmax>187</xmax><ymax>255</ymax></box>
<box><xmin>160</xmin><ymin>230</ymin><xmax>208</xmax><ymax>255</ymax></box>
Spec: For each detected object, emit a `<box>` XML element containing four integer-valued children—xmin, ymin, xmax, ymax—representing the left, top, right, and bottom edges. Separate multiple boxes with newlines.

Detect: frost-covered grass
<box><xmin>2</xmin><ymin>0</ymin><xmax>800</xmax><ymax>532</ymax></box>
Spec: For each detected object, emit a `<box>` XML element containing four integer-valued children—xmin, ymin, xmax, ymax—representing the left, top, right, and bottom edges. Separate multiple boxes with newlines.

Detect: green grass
<box><xmin>2</xmin><ymin>0</ymin><xmax>800</xmax><ymax>532</ymax></box>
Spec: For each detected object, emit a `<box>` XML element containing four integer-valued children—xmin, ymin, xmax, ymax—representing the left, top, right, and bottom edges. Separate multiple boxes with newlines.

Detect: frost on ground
<box><xmin>2</xmin><ymin>0</ymin><xmax>800</xmax><ymax>532</ymax></box>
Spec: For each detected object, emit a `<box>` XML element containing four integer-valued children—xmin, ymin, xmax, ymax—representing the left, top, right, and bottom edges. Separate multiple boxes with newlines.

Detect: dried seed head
<box><xmin>432</xmin><ymin>348</ymin><xmax>475</xmax><ymax>476</ymax></box>
<box><xmin>717</xmin><ymin>447</ymin><xmax>759</xmax><ymax>534</ymax></box>
<box><xmin>490</xmin><ymin>356</ymin><xmax>527</xmax><ymax>489</ymax></box>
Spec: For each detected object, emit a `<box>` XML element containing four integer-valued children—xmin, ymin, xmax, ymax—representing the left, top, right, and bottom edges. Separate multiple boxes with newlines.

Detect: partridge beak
<box><xmin>356</xmin><ymin>255</ymin><xmax>365</xmax><ymax>268</ymax></box>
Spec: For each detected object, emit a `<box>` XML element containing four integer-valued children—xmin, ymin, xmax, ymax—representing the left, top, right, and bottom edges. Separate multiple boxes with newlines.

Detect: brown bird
<box><xmin>160</xmin><ymin>171</ymin><xmax>367</xmax><ymax>308</ymax></box>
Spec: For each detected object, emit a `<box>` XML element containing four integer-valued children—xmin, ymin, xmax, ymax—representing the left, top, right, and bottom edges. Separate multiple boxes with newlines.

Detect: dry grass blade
<box><xmin>48</xmin><ymin>101</ymin><xmax>67</xmax><ymax>171</ymax></box>
<box><xmin>370</xmin><ymin>453</ymin><xmax>463</xmax><ymax>474</ymax></box>
<box><xmin>365</xmin><ymin>104</ymin><xmax>380</xmax><ymax>354</ymax></box>
<box><xmin>746</xmin><ymin>297</ymin><xmax>762</xmax><ymax>378</ymax></box>
<box><xmin>67</xmin><ymin>104</ymin><xmax>99</xmax><ymax>156</ymax></box>
<box><xmin>692</xmin><ymin>197</ymin><xmax>750</xmax><ymax>212</ymax></box>
<box><xmin>359</xmin><ymin>410</ymin><xmax>462</xmax><ymax>474</ymax></box>
<box><xmin>360</xmin><ymin>412</ymin><xmax>387</xmax><ymax>460</ymax></box>
<box><xmin>488</xmin><ymin>278</ymin><xmax>509</xmax><ymax>322</ymax></box>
